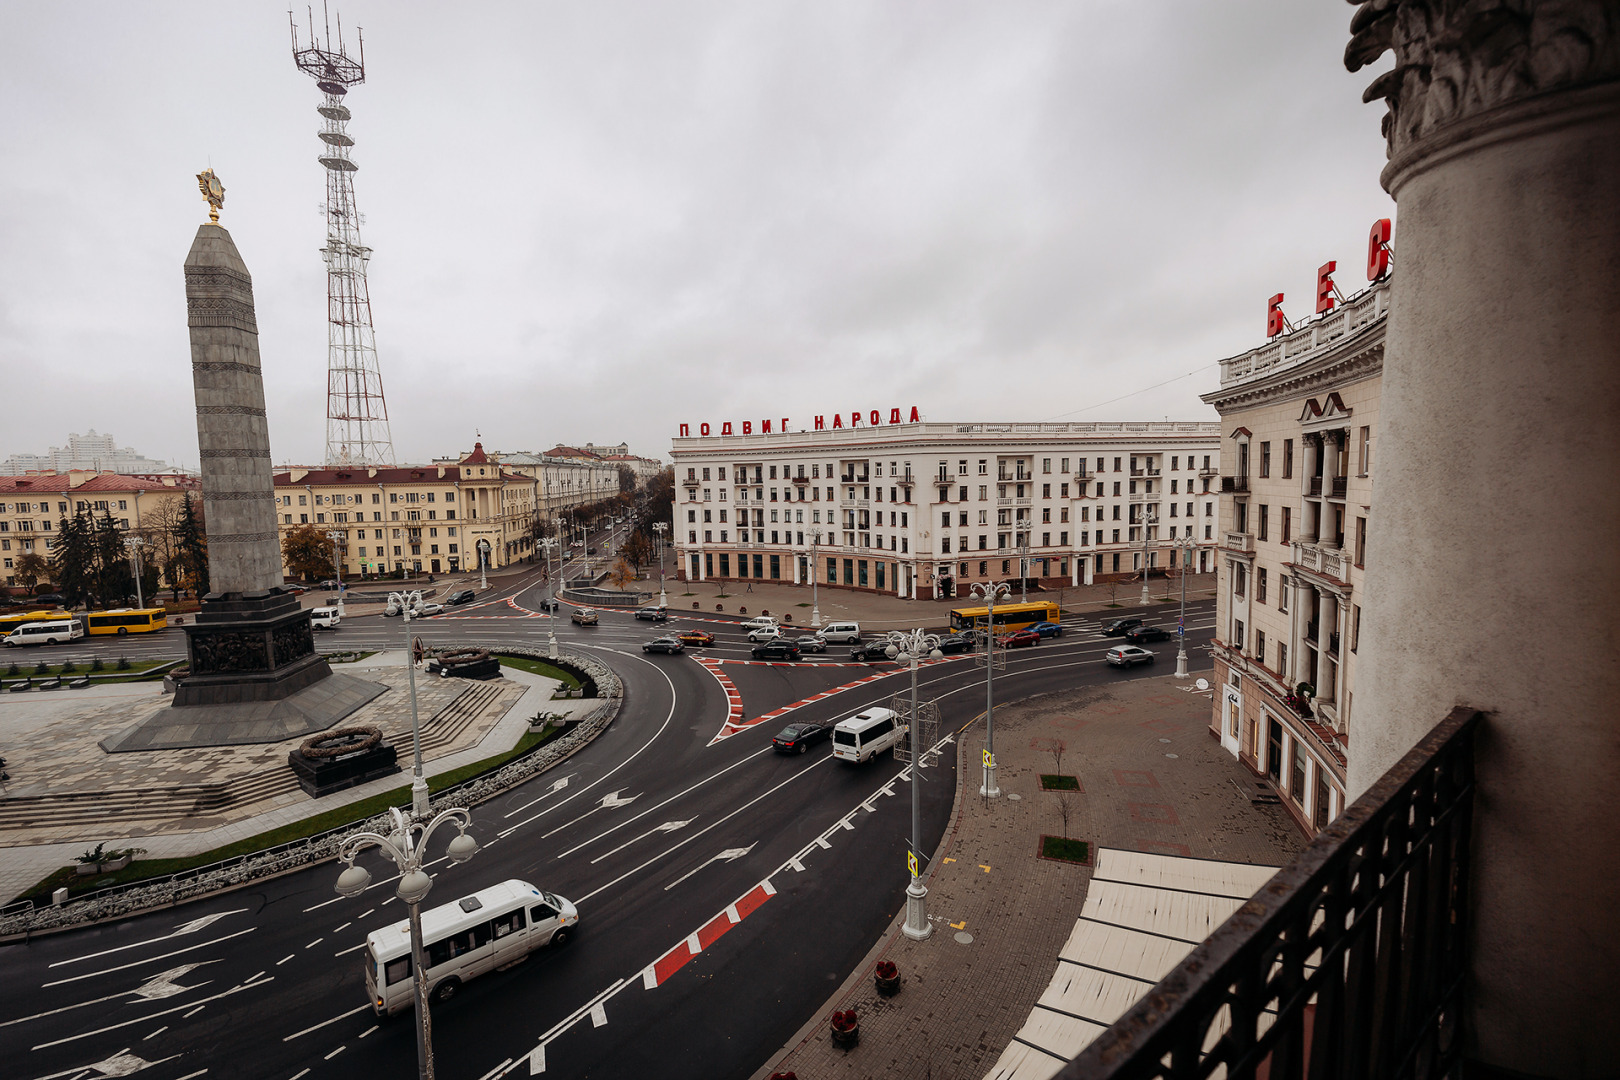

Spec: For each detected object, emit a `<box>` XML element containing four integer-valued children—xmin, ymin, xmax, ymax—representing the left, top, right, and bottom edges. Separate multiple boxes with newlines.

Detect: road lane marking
<box><xmin>503</xmin><ymin>775</ymin><xmax>573</xmax><ymax>818</ymax></box>
<box><xmin>276</xmin><ymin>954</ymin><xmax>294</xmax><ymax>966</ymax></box>
<box><xmin>42</xmin><ymin>928</ymin><xmax>256</xmax><ymax>987</ymax></box>
<box><xmin>31</xmin><ymin>976</ymin><xmax>273</xmax><ymax>1050</ymax></box>
<box><xmin>144</xmin><ymin>1027</ymin><xmax>168</xmax><ymax>1040</ymax></box>
<box><xmin>589</xmin><ymin>1003</ymin><xmax>607</xmax><ymax>1027</ymax></box>
<box><xmin>182</xmin><ymin>1006</ymin><xmax>206</xmax><ymax>1018</ymax></box>
<box><xmin>282</xmin><ymin>1004</ymin><xmax>371</xmax><ymax>1042</ymax></box>
<box><xmin>324</xmin><ymin>1045</ymin><xmax>345</xmax><ymax>1059</ymax></box>
<box><xmin>539</xmin><ymin>790</ymin><xmax>639</xmax><ymax>840</ymax></box>
<box><xmin>0</xmin><ymin>969</ymin><xmax>213</xmax><ymax>1029</ymax></box>
<box><xmin>663</xmin><ymin>844</ymin><xmax>756</xmax><ymax>891</ymax></box>
<box><xmin>304</xmin><ymin>938</ymin><xmax>323</xmax><ymax>949</ymax></box>
<box><xmin>47</xmin><ymin>910</ymin><xmax>249</xmax><ymax>968</ymax></box>
<box><xmin>588</xmin><ymin>819</ymin><xmax>694</xmax><ymax>865</ymax></box>
<box><xmin>334</xmin><ymin>941</ymin><xmax>367</xmax><ymax>956</ymax></box>
<box><xmin>359</xmin><ymin>1025</ymin><xmax>377</xmax><ymax>1038</ymax></box>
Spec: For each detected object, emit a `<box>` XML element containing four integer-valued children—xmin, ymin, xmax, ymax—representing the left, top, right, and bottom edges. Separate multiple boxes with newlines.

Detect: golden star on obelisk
<box><xmin>196</xmin><ymin>168</ymin><xmax>226</xmax><ymax>224</ymax></box>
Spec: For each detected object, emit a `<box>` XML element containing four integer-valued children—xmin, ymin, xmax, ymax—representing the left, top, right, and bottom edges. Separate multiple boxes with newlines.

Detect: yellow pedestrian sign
<box><xmin>983</xmin><ymin>749</ymin><xmax>995</xmax><ymax>768</ymax></box>
<box><xmin>907</xmin><ymin>851</ymin><xmax>918</xmax><ymax>878</ymax></box>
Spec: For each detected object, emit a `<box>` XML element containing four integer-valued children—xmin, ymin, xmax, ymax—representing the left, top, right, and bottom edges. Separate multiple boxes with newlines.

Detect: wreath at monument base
<box><xmin>434</xmin><ymin>648</ymin><xmax>492</xmax><ymax>667</ymax></box>
<box><xmin>299</xmin><ymin>725</ymin><xmax>384</xmax><ymax>759</ymax></box>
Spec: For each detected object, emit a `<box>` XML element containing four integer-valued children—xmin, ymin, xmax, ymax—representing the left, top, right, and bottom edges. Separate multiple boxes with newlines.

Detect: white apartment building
<box><xmin>1200</xmin><ymin>275</ymin><xmax>1390</xmax><ymax>837</ymax></box>
<box><xmin>670</xmin><ymin>420</ymin><xmax>1220</xmax><ymax>601</ymax></box>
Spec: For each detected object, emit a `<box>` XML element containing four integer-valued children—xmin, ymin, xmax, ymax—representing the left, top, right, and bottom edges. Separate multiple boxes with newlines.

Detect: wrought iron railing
<box><xmin>1060</xmin><ymin>706</ymin><xmax>1480</xmax><ymax>1080</ymax></box>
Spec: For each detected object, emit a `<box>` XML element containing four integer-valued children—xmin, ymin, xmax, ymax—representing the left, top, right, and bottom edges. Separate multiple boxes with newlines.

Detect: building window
<box><xmin>1355</xmin><ymin>516</ymin><xmax>1367</xmax><ymax>567</ymax></box>
<box><xmin>1258</xmin><ymin>504</ymin><xmax>1268</xmax><ymax>541</ymax></box>
<box><xmin>1260</xmin><ymin>441</ymin><xmax>1271</xmax><ymax>477</ymax></box>
<box><xmin>1278</xmin><ymin>642</ymin><xmax>1288</xmax><ymax>679</ymax></box>
<box><xmin>1352</xmin><ymin>604</ymin><xmax>1361</xmax><ymax>652</ymax></box>
<box><xmin>1282</xmin><ymin>506</ymin><xmax>1292</xmax><ymax>544</ymax></box>
<box><xmin>1283</xmin><ymin>439</ymin><xmax>1294</xmax><ymax>479</ymax></box>
<box><xmin>1257</xmin><ymin>567</ymin><xmax>1267</xmax><ymax>604</ymax></box>
<box><xmin>1278</xmin><ymin>574</ymin><xmax>1288</xmax><ymax>613</ymax></box>
<box><xmin>1358</xmin><ymin>426</ymin><xmax>1372</xmax><ymax>476</ymax></box>
<box><xmin>1256</xmin><ymin>629</ymin><xmax>1266</xmax><ymax>662</ymax></box>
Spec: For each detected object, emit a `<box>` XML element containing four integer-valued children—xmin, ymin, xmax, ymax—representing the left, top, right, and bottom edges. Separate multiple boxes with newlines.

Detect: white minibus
<box><xmin>3</xmin><ymin>618</ymin><xmax>85</xmax><ymax>647</ymax></box>
<box><xmin>363</xmin><ymin>878</ymin><xmax>579</xmax><ymax>1016</ymax></box>
<box><xmin>831</xmin><ymin>707</ymin><xmax>905</xmax><ymax>764</ymax></box>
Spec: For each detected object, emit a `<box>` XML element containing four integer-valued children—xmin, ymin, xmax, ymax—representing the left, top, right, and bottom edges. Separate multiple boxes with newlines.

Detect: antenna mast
<box><xmin>290</xmin><ymin>7</ymin><xmax>396</xmax><ymax>468</ymax></box>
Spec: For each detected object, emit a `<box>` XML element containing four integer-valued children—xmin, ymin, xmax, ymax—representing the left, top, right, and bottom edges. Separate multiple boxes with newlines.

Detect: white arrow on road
<box><xmin>542</xmin><ymin>790</ymin><xmax>639</xmax><ymax>840</ymax></box>
<box><xmin>663</xmin><ymin>843</ymin><xmax>756</xmax><ymax>891</ymax></box>
<box><xmin>505</xmin><ymin>774</ymin><xmax>572</xmax><ymax>818</ymax></box>
<box><xmin>590</xmin><ymin>819</ymin><xmax>695</xmax><ymax>865</ymax></box>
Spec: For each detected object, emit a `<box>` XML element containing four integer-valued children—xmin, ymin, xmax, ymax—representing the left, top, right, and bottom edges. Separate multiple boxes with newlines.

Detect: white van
<box><xmin>3</xmin><ymin>618</ymin><xmax>85</xmax><ymax>647</ymax></box>
<box><xmin>819</xmin><ymin>621</ymin><xmax>862</xmax><ymax>644</ymax></box>
<box><xmin>363</xmin><ymin>879</ymin><xmax>579</xmax><ymax>1016</ymax></box>
<box><xmin>310</xmin><ymin>607</ymin><xmax>341</xmax><ymax>630</ymax></box>
<box><xmin>832</xmin><ymin>707</ymin><xmax>904</xmax><ymax>763</ymax></box>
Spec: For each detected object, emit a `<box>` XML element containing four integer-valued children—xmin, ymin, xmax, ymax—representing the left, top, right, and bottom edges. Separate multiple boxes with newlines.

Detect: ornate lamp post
<box><xmin>324</xmin><ymin>528</ymin><xmax>345</xmax><ymax>612</ymax></box>
<box><xmin>388</xmin><ymin>589</ymin><xmax>430</xmax><ymax>815</ymax></box>
<box><xmin>335</xmin><ymin>804</ymin><xmax>479</xmax><ymax>1080</ymax></box>
<box><xmin>124</xmin><ymin>536</ymin><xmax>146</xmax><ymax>610</ymax></box>
<box><xmin>809</xmin><ymin>530</ymin><xmax>823</xmax><ymax>628</ymax></box>
<box><xmin>1139</xmin><ymin>510</ymin><xmax>1158</xmax><ymax>605</ymax></box>
<box><xmin>884</xmin><ymin>627</ymin><xmax>943</xmax><ymax>940</ymax></box>
<box><xmin>652</xmin><ymin>521</ymin><xmax>668</xmax><ymax>607</ymax></box>
<box><xmin>537</xmin><ymin>535</ymin><xmax>560</xmax><ymax>659</ymax></box>
<box><xmin>476</xmin><ymin>538</ymin><xmax>491</xmax><ymax>591</ymax></box>
<box><xmin>970</xmin><ymin>580</ymin><xmax>1011</xmax><ymax>798</ymax></box>
<box><xmin>1018</xmin><ymin>534</ymin><xmax>1030</xmax><ymax>604</ymax></box>
<box><xmin>1175</xmin><ymin>532</ymin><xmax>1197</xmax><ymax>678</ymax></box>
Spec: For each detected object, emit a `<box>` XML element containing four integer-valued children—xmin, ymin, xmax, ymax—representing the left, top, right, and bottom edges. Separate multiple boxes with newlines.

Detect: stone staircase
<box><xmin>0</xmin><ymin>678</ymin><xmax>520</xmax><ymax>840</ymax></box>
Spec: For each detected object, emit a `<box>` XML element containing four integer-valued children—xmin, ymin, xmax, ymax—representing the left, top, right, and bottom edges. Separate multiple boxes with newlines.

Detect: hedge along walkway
<box><xmin>0</xmin><ymin>648</ymin><xmax>621</xmax><ymax>934</ymax></box>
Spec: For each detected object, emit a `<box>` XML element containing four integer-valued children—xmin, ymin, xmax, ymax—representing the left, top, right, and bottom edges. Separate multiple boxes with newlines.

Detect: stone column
<box><xmin>1346</xmin><ymin>4</ymin><xmax>1620</xmax><ymax>1073</ymax></box>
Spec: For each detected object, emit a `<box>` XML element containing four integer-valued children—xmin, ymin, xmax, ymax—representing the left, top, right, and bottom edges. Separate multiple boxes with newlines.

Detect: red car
<box><xmin>996</xmin><ymin>629</ymin><xmax>1041</xmax><ymax>649</ymax></box>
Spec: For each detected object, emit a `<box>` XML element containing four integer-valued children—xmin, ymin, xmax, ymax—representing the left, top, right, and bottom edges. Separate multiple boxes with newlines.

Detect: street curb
<box><xmin>747</xmin><ymin>713</ymin><xmax>980</xmax><ymax>1080</ymax></box>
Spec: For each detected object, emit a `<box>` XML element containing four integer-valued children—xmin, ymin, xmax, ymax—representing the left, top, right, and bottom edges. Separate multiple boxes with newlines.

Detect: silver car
<box><xmin>1105</xmin><ymin>645</ymin><xmax>1155</xmax><ymax>668</ymax></box>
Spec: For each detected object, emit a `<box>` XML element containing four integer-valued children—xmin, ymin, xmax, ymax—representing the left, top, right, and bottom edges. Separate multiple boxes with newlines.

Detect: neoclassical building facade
<box><xmin>1200</xmin><ymin>276</ymin><xmax>1389</xmax><ymax>836</ymax></box>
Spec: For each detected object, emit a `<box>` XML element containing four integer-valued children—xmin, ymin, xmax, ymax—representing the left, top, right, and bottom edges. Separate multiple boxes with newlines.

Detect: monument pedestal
<box><xmin>175</xmin><ymin>589</ymin><xmax>329</xmax><ymax>706</ymax></box>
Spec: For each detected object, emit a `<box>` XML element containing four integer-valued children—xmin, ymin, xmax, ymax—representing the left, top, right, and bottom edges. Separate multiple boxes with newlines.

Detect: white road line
<box><xmin>175</xmin><ymin>1071</ymin><xmax>209</xmax><ymax>1080</ymax></box>
<box><xmin>144</xmin><ymin>1027</ymin><xmax>168</xmax><ymax>1040</ymax></box>
<box><xmin>494</xmin><ymin>980</ymin><xmax>625</xmax><ymax>1078</ymax></box>
<box><xmin>496</xmin><ymin>650</ymin><xmax>679</xmax><ymax>839</ymax></box>
<box><xmin>502</xmin><ymin>774</ymin><xmax>576</xmax><ymax>817</ymax></box>
<box><xmin>182</xmin><ymin>1006</ymin><xmax>205</xmax><ymax>1019</ymax></box>
<box><xmin>289</xmin><ymin>1071</ymin><xmax>310</xmax><ymax>1079</ymax></box>
<box><xmin>42</xmin><ymin>928</ymin><xmax>256</xmax><ymax>988</ymax></box>
<box><xmin>477</xmin><ymin>1059</ymin><xmax>514</xmax><ymax>1080</ymax></box>
<box><xmin>305</xmin><ymin>938</ymin><xmax>324</xmax><ymax>949</ymax></box>
<box><xmin>0</xmin><ymin>973</ymin><xmax>209</xmax><ymax>1029</ymax></box>
<box><xmin>587</xmin><ymin>819</ymin><xmax>695</xmax><ymax>865</ymax></box>
<box><xmin>30</xmin><ymin>977</ymin><xmax>273</xmax><ymax>1051</ymax></box>
<box><xmin>276</xmin><ymin>954</ymin><xmax>294</xmax><ymax>966</ymax></box>
<box><xmin>334</xmin><ymin>941</ymin><xmax>368</xmax><ymax>956</ymax></box>
<box><xmin>324</xmin><ymin>1046</ymin><xmax>345</xmax><ymax>1060</ymax></box>
<box><xmin>46</xmin><ymin>909</ymin><xmax>249</xmax><ymax>968</ymax></box>
<box><xmin>359</xmin><ymin>1025</ymin><xmax>378</xmax><ymax>1039</ymax></box>
<box><xmin>282</xmin><ymin>1004</ymin><xmax>371</xmax><ymax>1042</ymax></box>
<box><xmin>359</xmin><ymin>908</ymin><xmax>374</xmax><ymax>919</ymax></box>
<box><xmin>333</xmin><ymin>922</ymin><xmax>351</xmax><ymax>933</ymax></box>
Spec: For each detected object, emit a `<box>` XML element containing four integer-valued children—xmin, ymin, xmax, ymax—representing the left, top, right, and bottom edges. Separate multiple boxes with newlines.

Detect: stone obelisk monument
<box><xmin>104</xmin><ymin>171</ymin><xmax>384</xmax><ymax>751</ymax></box>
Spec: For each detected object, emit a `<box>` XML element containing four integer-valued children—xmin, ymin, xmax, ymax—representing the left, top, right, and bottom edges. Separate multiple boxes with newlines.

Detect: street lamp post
<box><xmin>324</xmin><ymin>528</ymin><xmax>344</xmax><ymax>613</ymax></box>
<box><xmin>970</xmin><ymin>580</ymin><xmax>1011</xmax><ymax>798</ymax></box>
<box><xmin>389</xmin><ymin>589</ymin><xmax>430</xmax><ymax>815</ymax></box>
<box><xmin>477</xmin><ymin>538</ymin><xmax>491</xmax><ymax>591</ymax></box>
<box><xmin>809</xmin><ymin>530</ymin><xmax>823</xmax><ymax>628</ymax></box>
<box><xmin>538</xmin><ymin>535</ymin><xmax>560</xmax><ymax>659</ymax></box>
<box><xmin>1018</xmin><ymin>534</ymin><xmax>1030</xmax><ymax>604</ymax></box>
<box><xmin>335</xmin><ymin>804</ymin><xmax>479</xmax><ymax>1080</ymax></box>
<box><xmin>1139</xmin><ymin>511</ymin><xmax>1157</xmax><ymax>605</ymax></box>
<box><xmin>1175</xmin><ymin>533</ymin><xmax>1197</xmax><ymax>678</ymax></box>
<box><xmin>124</xmin><ymin>537</ymin><xmax>146</xmax><ymax>610</ymax></box>
<box><xmin>653</xmin><ymin>521</ymin><xmax>668</xmax><ymax>608</ymax></box>
<box><xmin>885</xmin><ymin>627</ymin><xmax>942</xmax><ymax>940</ymax></box>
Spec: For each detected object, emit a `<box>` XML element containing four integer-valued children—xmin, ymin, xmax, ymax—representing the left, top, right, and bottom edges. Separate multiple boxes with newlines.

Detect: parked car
<box><xmin>747</xmin><ymin>625</ymin><xmax>783</xmax><ymax>644</ymax></box>
<box><xmin>751</xmin><ymin>640</ymin><xmax>802</xmax><ymax>661</ymax></box>
<box><xmin>1125</xmin><ymin>625</ymin><xmax>1172</xmax><ymax>644</ymax></box>
<box><xmin>997</xmin><ymin>629</ymin><xmax>1041</xmax><ymax>649</ymax></box>
<box><xmin>642</xmin><ymin>636</ymin><xmax>684</xmax><ymax>654</ymax></box>
<box><xmin>1101</xmin><ymin>617</ymin><xmax>1143</xmax><ymax>636</ymax></box>
<box><xmin>571</xmin><ymin>608</ymin><xmax>599</xmax><ymax>626</ymax></box>
<box><xmin>773</xmin><ymin>721</ymin><xmax>832</xmax><ymax>754</ymax></box>
<box><xmin>635</xmin><ymin>607</ymin><xmax>668</xmax><ymax>622</ymax></box>
<box><xmin>1028</xmin><ymin>621</ymin><xmax>1064</xmax><ymax>638</ymax></box>
<box><xmin>795</xmin><ymin>634</ymin><xmax>828</xmax><ymax>653</ymax></box>
<box><xmin>849</xmin><ymin>640</ymin><xmax>893</xmax><ymax>662</ymax></box>
<box><xmin>537</xmin><ymin>597</ymin><xmax>558</xmax><ymax>612</ymax></box>
<box><xmin>936</xmin><ymin>633</ymin><xmax>977</xmax><ymax>655</ymax></box>
<box><xmin>319</xmin><ymin>579</ymin><xmax>339</xmax><ymax>589</ymax></box>
<box><xmin>447</xmin><ymin>589</ymin><xmax>477</xmax><ymax>605</ymax></box>
<box><xmin>818</xmin><ymin>621</ymin><xmax>862</xmax><ymax>644</ymax></box>
<box><xmin>675</xmin><ymin>629</ymin><xmax>715</xmax><ymax>646</ymax></box>
<box><xmin>1105</xmin><ymin>644</ymin><xmax>1156</xmax><ymax>668</ymax></box>
<box><xmin>30</xmin><ymin>593</ymin><xmax>65</xmax><ymax>607</ymax></box>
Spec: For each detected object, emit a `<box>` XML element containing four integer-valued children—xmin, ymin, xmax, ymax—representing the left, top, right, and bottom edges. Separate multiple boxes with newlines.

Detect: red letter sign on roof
<box><xmin>1266</xmin><ymin>294</ymin><xmax>1287</xmax><ymax>338</ymax></box>
<box><xmin>1316</xmin><ymin>261</ymin><xmax>1338</xmax><ymax>314</ymax></box>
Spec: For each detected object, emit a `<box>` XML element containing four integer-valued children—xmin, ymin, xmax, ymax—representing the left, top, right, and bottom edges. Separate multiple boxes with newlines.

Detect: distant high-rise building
<box><xmin>0</xmin><ymin>430</ymin><xmax>181</xmax><ymax>477</ymax></box>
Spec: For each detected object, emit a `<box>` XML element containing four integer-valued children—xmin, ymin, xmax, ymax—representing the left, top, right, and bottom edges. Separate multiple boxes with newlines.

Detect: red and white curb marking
<box><xmin>702</xmin><ymin>658</ymin><xmax>953</xmax><ymax>745</ymax></box>
<box><xmin>643</xmin><ymin>879</ymin><xmax>777</xmax><ymax>988</ymax></box>
<box><xmin>692</xmin><ymin>658</ymin><xmax>746</xmax><ymax>735</ymax></box>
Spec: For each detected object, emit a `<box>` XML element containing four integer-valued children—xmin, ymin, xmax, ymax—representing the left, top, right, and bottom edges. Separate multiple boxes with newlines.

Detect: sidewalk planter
<box><xmin>829</xmin><ymin>1008</ymin><xmax>860</xmax><ymax>1049</ymax></box>
<box><xmin>874</xmin><ymin>960</ymin><xmax>901</xmax><ymax>997</ymax></box>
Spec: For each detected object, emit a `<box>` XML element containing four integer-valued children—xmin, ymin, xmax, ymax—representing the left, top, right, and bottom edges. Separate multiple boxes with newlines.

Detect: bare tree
<box><xmin>1030</xmin><ymin>736</ymin><xmax>1067</xmax><ymax>776</ymax></box>
<box><xmin>1054</xmin><ymin>789</ymin><xmax>1077</xmax><ymax>838</ymax></box>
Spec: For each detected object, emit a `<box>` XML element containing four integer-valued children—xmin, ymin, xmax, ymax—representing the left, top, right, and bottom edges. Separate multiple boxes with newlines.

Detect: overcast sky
<box><xmin>1</xmin><ymin>1</ymin><xmax>1394</xmax><ymax>470</ymax></box>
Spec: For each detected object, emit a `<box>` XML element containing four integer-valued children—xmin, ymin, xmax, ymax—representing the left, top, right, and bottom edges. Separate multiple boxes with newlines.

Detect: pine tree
<box><xmin>50</xmin><ymin>510</ymin><xmax>95</xmax><ymax>608</ymax></box>
<box><xmin>175</xmin><ymin>493</ymin><xmax>210</xmax><ymax>598</ymax></box>
<box><xmin>94</xmin><ymin>509</ymin><xmax>132</xmax><ymax>606</ymax></box>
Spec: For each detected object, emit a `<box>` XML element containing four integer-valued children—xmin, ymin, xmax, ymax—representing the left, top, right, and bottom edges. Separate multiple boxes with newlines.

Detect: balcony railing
<box><xmin>1330</xmin><ymin>476</ymin><xmax>1348</xmax><ymax>498</ymax></box>
<box><xmin>1310</xmin><ymin>477</ymin><xmax>1323</xmax><ymax>496</ymax></box>
<box><xmin>1222</xmin><ymin>476</ymin><xmax>1250</xmax><ymax>494</ymax></box>
<box><xmin>1061</xmin><ymin>706</ymin><xmax>1479</xmax><ymax>1080</ymax></box>
<box><xmin>1294</xmin><ymin>542</ymin><xmax>1346</xmax><ymax>580</ymax></box>
<box><xmin>1224</xmin><ymin>531</ymin><xmax>1254</xmax><ymax>553</ymax></box>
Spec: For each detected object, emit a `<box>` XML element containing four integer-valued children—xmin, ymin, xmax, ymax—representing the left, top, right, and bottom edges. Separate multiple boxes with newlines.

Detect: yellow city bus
<box><xmin>0</xmin><ymin>610</ymin><xmax>60</xmax><ymax>632</ymax></box>
<box><xmin>86</xmin><ymin>608</ymin><xmax>169</xmax><ymax>636</ymax></box>
<box><xmin>948</xmin><ymin>600</ymin><xmax>1060</xmax><ymax>634</ymax></box>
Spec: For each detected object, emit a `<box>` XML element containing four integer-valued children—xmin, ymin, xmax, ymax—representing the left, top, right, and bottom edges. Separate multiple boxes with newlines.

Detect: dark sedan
<box><xmin>642</xmin><ymin>636</ymin><xmax>684</xmax><ymax>654</ymax></box>
<box><xmin>1101</xmin><ymin>616</ymin><xmax>1143</xmax><ymax>636</ymax></box>
<box><xmin>772</xmin><ymin>721</ymin><xmax>832</xmax><ymax>754</ymax></box>
<box><xmin>1125</xmin><ymin>625</ymin><xmax>1172</xmax><ymax>644</ymax></box>
<box><xmin>751</xmin><ymin>640</ymin><xmax>803</xmax><ymax>661</ymax></box>
<box><xmin>795</xmin><ymin>634</ymin><xmax>828</xmax><ymax>654</ymax></box>
<box><xmin>936</xmin><ymin>633</ymin><xmax>977</xmax><ymax>655</ymax></box>
<box><xmin>996</xmin><ymin>629</ymin><xmax>1041</xmax><ymax>649</ymax></box>
<box><xmin>447</xmin><ymin>589</ymin><xmax>477</xmax><ymax>605</ymax></box>
<box><xmin>849</xmin><ymin>641</ymin><xmax>893</xmax><ymax>662</ymax></box>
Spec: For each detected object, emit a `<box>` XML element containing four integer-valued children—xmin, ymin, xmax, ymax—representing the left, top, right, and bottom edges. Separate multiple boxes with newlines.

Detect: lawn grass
<box><xmin>1040</xmin><ymin>836</ymin><xmax>1091</xmax><ymax>864</ymax></box>
<box><xmin>18</xmin><ymin>725</ymin><xmax>560</xmax><ymax>905</ymax></box>
<box><xmin>494</xmin><ymin>654</ymin><xmax>582</xmax><ymax>690</ymax></box>
<box><xmin>2</xmin><ymin>657</ymin><xmax>173</xmax><ymax>679</ymax></box>
<box><xmin>1039</xmin><ymin>774</ymin><xmax>1081</xmax><ymax>791</ymax></box>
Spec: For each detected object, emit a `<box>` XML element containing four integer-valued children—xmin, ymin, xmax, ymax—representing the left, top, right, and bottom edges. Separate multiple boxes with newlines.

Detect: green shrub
<box><xmin>60</xmin><ymin>659</ymin><xmax>77</xmax><ymax>674</ymax></box>
<box><xmin>35</xmin><ymin>660</ymin><xmax>51</xmax><ymax>675</ymax></box>
<box><xmin>116</xmin><ymin>655</ymin><xmax>131</xmax><ymax>670</ymax></box>
<box><xmin>4</xmin><ymin>662</ymin><xmax>18</xmax><ymax>677</ymax></box>
<box><xmin>90</xmin><ymin>656</ymin><xmax>105</xmax><ymax>672</ymax></box>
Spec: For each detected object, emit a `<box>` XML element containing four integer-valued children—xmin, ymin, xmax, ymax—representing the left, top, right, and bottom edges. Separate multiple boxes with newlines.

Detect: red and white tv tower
<box><xmin>291</xmin><ymin>6</ymin><xmax>396</xmax><ymax>468</ymax></box>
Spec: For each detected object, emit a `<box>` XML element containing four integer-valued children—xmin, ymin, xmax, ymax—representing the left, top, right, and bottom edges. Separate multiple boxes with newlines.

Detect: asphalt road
<box><xmin>0</xmin><ymin>553</ymin><xmax>1217</xmax><ymax>1080</ymax></box>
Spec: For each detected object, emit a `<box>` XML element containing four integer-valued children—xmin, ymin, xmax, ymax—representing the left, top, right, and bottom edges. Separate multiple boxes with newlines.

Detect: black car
<box><xmin>1125</xmin><ymin>625</ymin><xmax>1173</xmax><ymax>644</ymax></box>
<box><xmin>773</xmin><ymin>721</ymin><xmax>832</xmax><ymax>754</ymax></box>
<box><xmin>538</xmin><ymin>597</ymin><xmax>559</xmax><ymax>612</ymax></box>
<box><xmin>1101</xmin><ymin>616</ymin><xmax>1143</xmax><ymax>636</ymax></box>
<box><xmin>28</xmin><ymin>593</ymin><xmax>65</xmax><ymax>607</ymax></box>
<box><xmin>850</xmin><ymin>641</ymin><xmax>893</xmax><ymax>662</ymax></box>
<box><xmin>751</xmin><ymin>640</ymin><xmax>802</xmax><ymax>661</ymax></box>
<box><xmin>642</xmin><ymin>636</ymin><xmax>684</xmax><ymax>654</ymax></box>
<box><xmin>936</xmin><ymin>633</ymin><xmax>977</xmax><ymax>655</ymax></box>
<box><xmin>635</xmin><ymin>607</ymin><xmax>668</xmax><ymax>621</ymax></box>
<box><xmin>447</xmin><ymin>589</ymin><xmax>476</xmax><ymax>605</ymax></box>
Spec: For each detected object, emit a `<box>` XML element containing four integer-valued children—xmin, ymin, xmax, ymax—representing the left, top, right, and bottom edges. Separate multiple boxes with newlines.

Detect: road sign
<box><xmin>907</xmin><ymin>851</ymin><xmax>918</xmax><ymax>878</ymax></box>
<box><xmin>982</xmin><ymin>749</ymin><xmax>995</xmax><ymax>768</ymax></box>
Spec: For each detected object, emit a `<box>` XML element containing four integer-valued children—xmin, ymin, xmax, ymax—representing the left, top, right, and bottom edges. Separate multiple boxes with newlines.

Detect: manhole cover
<box><xmin>1007</xmin><ymin>793</ymin><xmax>1022</xmax><ymax>800</ymax></box>
<box><xmin>955</xmin><ymin>931</ymin><xmax>974</xmax><ymax>945</ymax></box>
<box><xmin>1165</xmin><ymin>753</ymin><xmax>1179</xmax><ymax>759</ymax></box>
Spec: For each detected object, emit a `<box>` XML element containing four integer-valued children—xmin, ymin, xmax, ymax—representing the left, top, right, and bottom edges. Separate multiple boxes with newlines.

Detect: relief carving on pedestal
<box><xmin>1346</xmin><ymin>0</ymin><xmax>1620</xmax><ymax>157</ymax></box>
<box><xmin>192</xmin><ymin>630</ymin><xmax>271</xmax><ymax>674</ymax></box>
<box><xmin>272</xmin><ymin>619</ymin><xmax>316</xmax><ymax>666</ymax></box>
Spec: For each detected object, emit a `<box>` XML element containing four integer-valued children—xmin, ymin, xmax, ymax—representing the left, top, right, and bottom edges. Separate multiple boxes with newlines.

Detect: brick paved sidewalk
<box><xmin>751</xmin><ymin>669</ymin><xmax>1303</xmax><ymax>1080</ymax></box>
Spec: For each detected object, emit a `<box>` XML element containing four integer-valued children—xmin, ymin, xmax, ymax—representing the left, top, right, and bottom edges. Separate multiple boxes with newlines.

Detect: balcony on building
<box><xmin>1224</xmin><ymin>531</ymin><xmax>1254</xmax><ymax>554</ymax></box>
